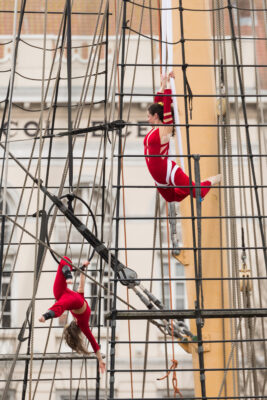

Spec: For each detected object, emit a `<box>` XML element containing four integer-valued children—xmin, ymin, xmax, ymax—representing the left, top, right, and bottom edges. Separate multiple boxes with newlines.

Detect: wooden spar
<box><xmin>171</xmin><ymin>0</ymin><xmax>235</xmax><ymax>397</ymax></box>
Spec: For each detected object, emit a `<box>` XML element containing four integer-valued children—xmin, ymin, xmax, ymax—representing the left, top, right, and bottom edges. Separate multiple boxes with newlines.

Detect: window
<box><xmin>1</xmin><ymin>262</ymin><xmax>12</xmax><ymax>328</ymax></box>
<box><xmin>233</xmin><ymin>0</ymin><xmax>256</xmax><ymax>27</ymax></box>
<box><xmin>160</xmin><ymin>262</ymin><xmax>186</xmax><ymax>310</ymax></box>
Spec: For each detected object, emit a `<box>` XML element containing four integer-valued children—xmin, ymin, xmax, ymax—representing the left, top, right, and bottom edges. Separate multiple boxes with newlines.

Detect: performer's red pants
<box><xmin>156</xmin><ymin>161</ymin><xmax>211</xmax><ymax>203</ymax></box>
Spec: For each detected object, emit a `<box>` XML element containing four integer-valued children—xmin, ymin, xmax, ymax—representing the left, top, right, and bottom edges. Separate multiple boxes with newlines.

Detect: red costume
<box><xmin>49</xmin><ymin>257</ymin><xmax>100</xmax><ymax>353</ymax></box>
<box><xmin>144</xmin><ymin>89</ymin><xmax>211</xmax><ymax>202</ymax></box>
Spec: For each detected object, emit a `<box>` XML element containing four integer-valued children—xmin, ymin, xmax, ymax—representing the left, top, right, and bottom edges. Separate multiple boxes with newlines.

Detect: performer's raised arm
<box><xmin>77</xmin><ymin>260</ymin><xmax>89</xmax><ymax>293</ymax></box>
<box><xmin>159</xmin><ymin>72</ymin><xmax>174</xmax><ymax>141</ymax></box>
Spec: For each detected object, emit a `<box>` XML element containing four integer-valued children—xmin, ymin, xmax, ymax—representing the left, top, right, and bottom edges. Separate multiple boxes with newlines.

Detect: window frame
<box><xmin>159</xmin><ymin>260</ymin><xmax>187</xmax><ymax>311</ymax></box>
<box><xmin>233</xmin><ymin>0</ymin><xmax>257</xmax><ymax>27</ymax></box>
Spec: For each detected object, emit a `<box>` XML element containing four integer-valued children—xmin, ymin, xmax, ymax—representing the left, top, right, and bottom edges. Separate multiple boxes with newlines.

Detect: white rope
<box><xmin>161</xmin><ymin>0</ymin><xmax>184</xmax><ymax>170</ymax></box>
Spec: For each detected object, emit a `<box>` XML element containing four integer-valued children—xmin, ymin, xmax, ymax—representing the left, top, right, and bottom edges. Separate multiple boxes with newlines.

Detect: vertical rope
<box><xmin>95</xmin><ymin>6</ymin><xmax>110</xmax><ymax>400</ymax></box>
<box><xmin>193</xmin><ymin>155</ymin><xmax>204</xmax><ymax>312</ymax></box>
<box><xmin>141</xmin><ymin>194</ymin><xmax>161</xmax><ymax>397</ymax></box>
<box><xmin>121</xmin><ymin>163</ymin><xmax>134</xmax><ymax>398</ymax></box>
<box><xmin>157</xmin><ymin>0</ymin><xmax>162</xmax><ymax>72</ymax></box>
<box><xmin>66</xmin><ymin>0</ymin><xmax>73</xmax><ymax>193</ymax></box>
<box><xmin>109</xmin><ymin>1</ymin><xmax>127</xmax><ymax>397</ymax></box>
<box><xmin>157</xmin><ymin>202</ymin><xmax>183</xmax><ymax>397</ymax></box>
<box><xmin>212</xmin><ymin>5</ymin><xmax>228</xmax><ymax>398</ymax></box>
<box><xmin>159</xmin><ymin>201</ymin><xmax>170</xmax><ymax>397</ymax></box>
<box><xmin>178</xmin><ymin>1</ymin><xmax>207</xmax><ymax>398</ymax></box>
<box><xmin>105</xmin><ymin>2</ymin><xmax>123</xmax><ymax>397</ymax></box>
<box><xmin>215</xmin><ymin>2</ymin><xmax>240</xmax><ymax>396</ymax></box>
<box><xmin>29</xmin><ymin>2</ymin><xmax>48</xmax><ymax>398</ymax></box>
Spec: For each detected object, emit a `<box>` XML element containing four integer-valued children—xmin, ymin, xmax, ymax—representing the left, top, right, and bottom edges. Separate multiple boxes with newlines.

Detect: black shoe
<box><xmin>62</xmin><ymin>265</ymin><xmax>73</xmax><ymax>280</ymax></box>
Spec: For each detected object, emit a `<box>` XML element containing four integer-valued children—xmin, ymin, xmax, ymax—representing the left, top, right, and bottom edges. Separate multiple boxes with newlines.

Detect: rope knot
<box><xmin>157</xmin><ymin>359</ymin><xmax>183</xmax><ymax>398</ymax></box>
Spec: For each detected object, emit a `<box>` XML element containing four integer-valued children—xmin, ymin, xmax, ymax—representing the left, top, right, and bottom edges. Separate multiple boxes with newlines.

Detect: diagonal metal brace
<box><xmin>37</xmin><ymin>183</ymin><xmax>140</xmax><ymax>287</ymax></box>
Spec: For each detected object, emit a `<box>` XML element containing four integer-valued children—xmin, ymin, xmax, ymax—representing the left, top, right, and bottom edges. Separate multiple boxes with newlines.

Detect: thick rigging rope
<box><xmin>216</xmin><ymin>2</ymin><xmax>240</xmax><ymax>396</ymax></box>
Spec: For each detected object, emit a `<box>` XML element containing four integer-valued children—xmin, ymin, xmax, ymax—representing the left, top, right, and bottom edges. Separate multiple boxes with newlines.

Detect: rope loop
<box><xmin>172</xmin><ymin>371</ymin><xmax>183</xmax><ymax>398</ymax></box>
<box><xmin>157</xmin><ymin>359</ymin><xmax>183</xmax><ymax>397</ymax></box>
<box><xmin>46</xmin><ymin>193</ymin><xmax>98</xmax><ymax>264</ymax></box>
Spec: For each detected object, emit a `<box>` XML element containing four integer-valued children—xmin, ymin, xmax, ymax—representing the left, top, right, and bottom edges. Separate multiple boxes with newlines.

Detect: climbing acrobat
<box><xmin>144</xmin><ymin>71</ymin><xmax>221</xmax><ymax>203</ymax></box>
<box><xmin>39</xmin><ymin>257</ymin><xmax>105</xmax><ymax>373</ymax></box>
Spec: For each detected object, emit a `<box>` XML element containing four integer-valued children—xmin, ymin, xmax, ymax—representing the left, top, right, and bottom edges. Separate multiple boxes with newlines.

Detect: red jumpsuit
<box><xmin>144</xmin><ymin>89</ymin><xmax>211</xmax><ymax>202</ymax></box>
<box><xmin>49</xmin><ymin>257</ymin><xmax>100</xmax><ymax>353</ymax></box>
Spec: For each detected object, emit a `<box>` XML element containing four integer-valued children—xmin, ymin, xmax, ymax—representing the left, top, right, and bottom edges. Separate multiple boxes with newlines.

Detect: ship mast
<box><xmin>172</xmin><ymin>0</ymin><xmax>235</xmax><ymax>397</ymax></box>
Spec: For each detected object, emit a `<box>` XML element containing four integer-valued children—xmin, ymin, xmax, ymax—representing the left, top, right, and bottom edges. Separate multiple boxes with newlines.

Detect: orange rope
<box><xmin>157</xmin><ymin>359</ymin><xmax>183</xmax><ymax>398</ymax></box>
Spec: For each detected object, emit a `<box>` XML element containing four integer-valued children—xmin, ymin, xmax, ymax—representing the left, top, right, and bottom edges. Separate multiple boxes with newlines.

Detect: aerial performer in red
<box><xmin>144</xmin><ymin>72</ymin><xmax>221</xmax><ymax>203</ymax></box>
<box><xmin>39</xmin><ymin>256</ymin><xmax>105</xmax><ymax>373</ymax></box>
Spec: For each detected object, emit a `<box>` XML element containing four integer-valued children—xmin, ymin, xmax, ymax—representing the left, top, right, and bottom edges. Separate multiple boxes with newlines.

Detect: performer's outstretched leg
<box><xmin>170</xmin><ymin>163</ymin><xmax>221</xmax><ymax>201</ymax></box>
<box><xmin>157</xmin><ymin>162</ymin><xmax>221</xmax><ymax>203</ymax></box>
<box><xmin>53</xmin><ymin>256</ymin><xmax>72</xmax><ymax>300</ymax></box>
<box><xmin>170</xmin><ymin>164</ymin><xmax>210</xmax><ymax>200</ymax></box>
<box><xmin>157</xmin><ymin>187</ymin><xmax>176</xmax><ymax>202</ymax></box>
<box><xmin>156</xmin><ymin>176</ymin><xmax>211</xmax><ymax>202</ymax></box>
